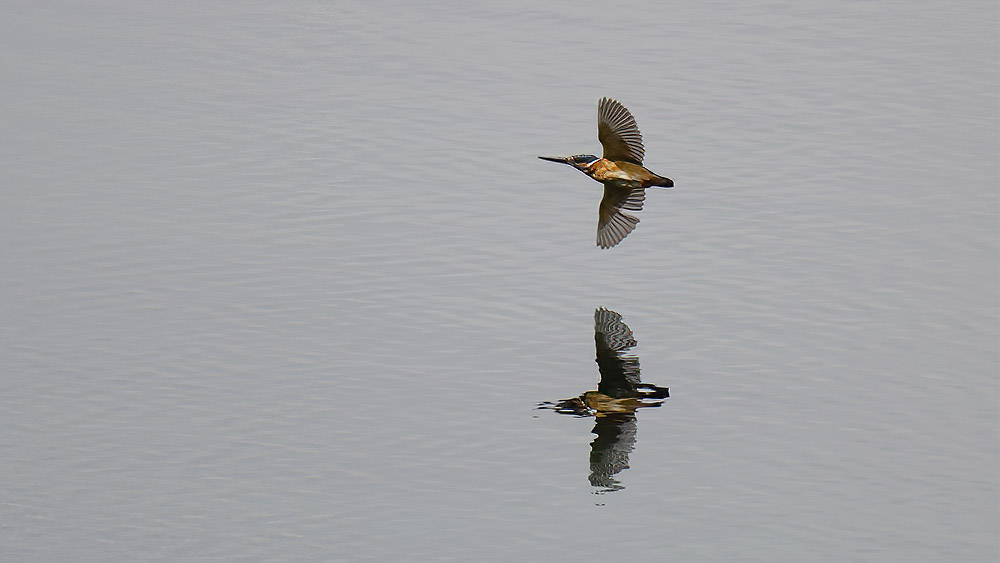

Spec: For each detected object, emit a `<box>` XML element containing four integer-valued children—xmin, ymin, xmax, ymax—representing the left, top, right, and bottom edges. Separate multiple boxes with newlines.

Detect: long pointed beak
<box><xmin>538</xmin><ymin>155</ymin><xmax>572</xmax><ymax>164</ymax></box>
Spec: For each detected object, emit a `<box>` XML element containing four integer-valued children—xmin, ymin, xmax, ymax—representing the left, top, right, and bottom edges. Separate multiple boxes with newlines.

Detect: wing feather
<box><xmin>594</xmin><ymin>308</ymin><xmax>642</xmax><ymax>395</ymax></box>
<box><xmin>597</xmin><ymin>184</ymin><xmax>646</xmax><ymax>249</ymax></box>
<box><xmin>598</xmin><ymin>97</ymin><xmax>645</xmax><ymax>165</ymax></box>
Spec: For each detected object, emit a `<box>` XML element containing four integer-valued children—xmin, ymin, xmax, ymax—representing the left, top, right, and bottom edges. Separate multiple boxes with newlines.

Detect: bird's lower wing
<box><xmin>597</xmin><ymin>184</ymin><xmax>646</xmax><ymax>249</ymax></box>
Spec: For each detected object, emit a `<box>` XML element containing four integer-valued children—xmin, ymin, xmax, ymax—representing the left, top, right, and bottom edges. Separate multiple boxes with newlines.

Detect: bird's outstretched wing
<box><xmin>594</xmin><ymin>308</ymin><xmax>641</xmax><ymax>397</ymax></box>
<box><xmin>595</xmin><ymin>308</ymin><xmax>637</xmax><ymax>354</ymax></box>
<box><xmin>598</xmin><ymin>97</ymin><xmax>645</xmax><ymax>165</ymax></box>
<box><xmin>597</xmin><ymin>184</ymin><xmax>646</xmax><ymax>249</ymax></box>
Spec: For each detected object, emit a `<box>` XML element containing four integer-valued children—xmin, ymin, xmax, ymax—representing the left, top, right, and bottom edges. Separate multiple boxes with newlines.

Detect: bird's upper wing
<box><xmin>594</xmin><ymin>308</ymin><xmax>641</xmax><ymax>396</ymax></box>
<box><xmin>597</xmin><ymin>184</ymin><xmax>645</xmax><ymax>249</ymax></box>
<box><xmin>594</xmin><ymin>308</ymin><xmax>637</xmax><ymax>353</ymax></box>
<box><xmin>598</xmin><ymin>97</ymin><xmax>645</xmax><ymax>165</ymax></box>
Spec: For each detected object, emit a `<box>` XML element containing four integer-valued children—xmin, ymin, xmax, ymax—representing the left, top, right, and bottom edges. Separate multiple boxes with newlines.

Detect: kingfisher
<box><xmin>540</xmin><ymin>97</ymin><xmax>674</xmax><ymax>249</ymax></box>
<box><xmin>538</xmin><ymin>307</ymin><xmax>669</xmax><ymax>417</ymax></box>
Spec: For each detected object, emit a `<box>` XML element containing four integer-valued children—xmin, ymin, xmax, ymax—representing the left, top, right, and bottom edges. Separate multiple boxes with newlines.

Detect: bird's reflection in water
<box><xmin>539</xmin><ymin>308</ymin><xmax>669</xmax><ymax>493</ymax></box>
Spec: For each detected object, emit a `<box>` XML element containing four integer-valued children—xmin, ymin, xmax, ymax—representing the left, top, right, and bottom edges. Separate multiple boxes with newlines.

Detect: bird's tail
<box><xmin>653</xmin><ymin>176</ymin><xmax>674</xmax><ymax>188</ymax></box>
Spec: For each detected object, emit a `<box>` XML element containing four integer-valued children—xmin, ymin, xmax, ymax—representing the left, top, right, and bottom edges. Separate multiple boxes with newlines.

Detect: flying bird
<box><xmin>540</xmin><ymin>98</ymin><xmax>674</xmax><ymax>249</ymax></box>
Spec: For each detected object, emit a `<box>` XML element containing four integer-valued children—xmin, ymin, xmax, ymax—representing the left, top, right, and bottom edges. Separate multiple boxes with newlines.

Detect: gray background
<box><xmin>3</xmin><ymin>1</ymin><xmax>997</xmax><ymax>561</ymax></box>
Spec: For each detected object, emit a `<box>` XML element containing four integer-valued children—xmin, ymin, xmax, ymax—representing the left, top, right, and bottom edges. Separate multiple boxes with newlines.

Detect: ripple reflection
<box><xmin>539</xmin><ymin>308</ymin><xmax>669</xmax><ymax>493</ymax></box>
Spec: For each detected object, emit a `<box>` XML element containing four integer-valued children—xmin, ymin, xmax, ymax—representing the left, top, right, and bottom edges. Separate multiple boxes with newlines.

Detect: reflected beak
<box><xmin>538</xmin><ymin>155</ymin><xmax>572</xmax><ymax>164</ymax></box>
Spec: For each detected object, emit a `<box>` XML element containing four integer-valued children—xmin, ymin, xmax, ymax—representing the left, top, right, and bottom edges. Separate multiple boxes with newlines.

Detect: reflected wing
<box><xmin>597</xmin><ymin>184</ymin><xmax>645</xmax><ymax>249</ymax></box>
<box><xmin>594</xmin><ymin>308</ymin><xmax>641</xmax><ymax>397</ymax></box>
<box><xmin>598</xmin><ymin>97</ymin><xmax>645</xmax><ymax>165</ymax></box>
<box><xmin>589</xmin><ymin>414</ymin><xmax>636</xmax><ymax>491</ymax></box>
<box><xmin>595</xmin><ymin>308</ymin><xmax>636</xmax><ymax>353</ymax></box>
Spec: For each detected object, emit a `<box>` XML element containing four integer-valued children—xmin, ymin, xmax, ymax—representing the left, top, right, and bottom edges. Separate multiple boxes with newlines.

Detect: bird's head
<box><xmin>539</xmin><ymin>154</ymin><xmax>600</xmax><ymax>171</ymax></box>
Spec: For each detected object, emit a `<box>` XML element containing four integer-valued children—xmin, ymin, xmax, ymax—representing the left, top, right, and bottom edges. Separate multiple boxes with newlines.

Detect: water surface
<box><xmin>3</xmin><ymin>1</ymin><xmax>997</xmax><ymax>561</ymax></box>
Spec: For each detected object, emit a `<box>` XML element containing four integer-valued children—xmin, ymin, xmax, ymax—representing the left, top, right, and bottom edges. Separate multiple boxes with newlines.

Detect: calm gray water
<box><xmin>3</xmin><ymin>1</ymin><xmax>998</xmax><ymax>561</ymax></box>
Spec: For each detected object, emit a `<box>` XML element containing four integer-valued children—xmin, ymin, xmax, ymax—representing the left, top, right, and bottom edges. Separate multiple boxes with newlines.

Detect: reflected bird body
<box><xmin>540</xmin><ymin>98</ymin><xmax>674</xmax><ymax>249</ymax></box>
<box><xmin>540</xmin><ymin>308</ymin><xmax>669</xmax><ymax>418</ymax></box>
<box><xmin>588</xmin><ymin>307</ymin><xmax>670</xmax><ymax>414</ymax></box>
<box><xmin>537</xmin><ymin>308</ymin><xmax>670</xmax><ymax>492</ymax></box>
